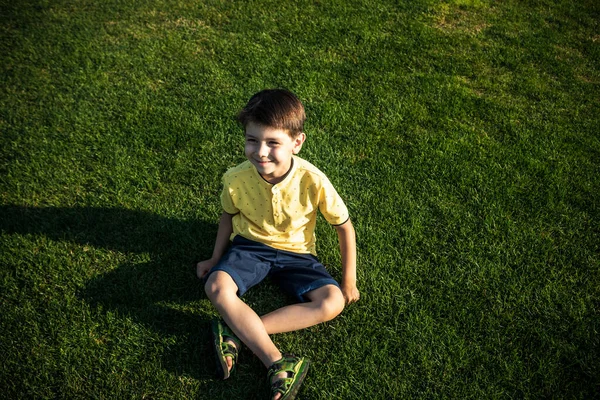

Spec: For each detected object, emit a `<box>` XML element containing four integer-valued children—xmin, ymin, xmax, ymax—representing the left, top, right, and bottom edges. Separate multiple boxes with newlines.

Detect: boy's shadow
<box><xmin>1</xmin><ymin>204</ymin><xmax>218</xmax><ymax>379</ymax></box>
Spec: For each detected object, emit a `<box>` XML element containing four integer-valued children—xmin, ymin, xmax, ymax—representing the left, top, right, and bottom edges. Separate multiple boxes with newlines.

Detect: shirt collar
<box><xmin>253</xmin><ymin>156</ymin><xmax>297</xmax><ymax>186</ymax></box>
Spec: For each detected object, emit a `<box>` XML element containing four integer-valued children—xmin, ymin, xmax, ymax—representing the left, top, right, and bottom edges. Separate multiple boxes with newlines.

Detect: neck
<box><xmin>261</xmin><ymin>157</ymin><xmax>294</xmax><ymax>185</ymax></box>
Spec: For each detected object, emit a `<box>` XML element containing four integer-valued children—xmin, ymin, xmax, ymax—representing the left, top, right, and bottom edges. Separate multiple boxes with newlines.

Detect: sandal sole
<box><xmin>211</xmin><ymin>319</ymin><xmax>230</xmax><ymax>380</ymax></box>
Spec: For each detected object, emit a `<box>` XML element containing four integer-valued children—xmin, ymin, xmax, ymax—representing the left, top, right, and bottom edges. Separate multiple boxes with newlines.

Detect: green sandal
<box><xmin>267</xmin><ymin>354</ymin><xmax>310</xmax><ymax>400</ymax></box>
<box><xmin>211</xmin><ymin>319</ymin><xmax>242</xmax><ymax>380</ymax></box>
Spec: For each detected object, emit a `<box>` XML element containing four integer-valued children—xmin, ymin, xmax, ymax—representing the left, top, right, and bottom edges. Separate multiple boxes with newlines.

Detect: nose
<box><xmin>258</xmin><ymin>142</ymin><xmax>269</xmax><ymax>158</ymax></box>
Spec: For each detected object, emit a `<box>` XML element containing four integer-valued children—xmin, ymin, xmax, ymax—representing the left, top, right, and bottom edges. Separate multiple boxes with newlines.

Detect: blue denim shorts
<box><xmin>207</xmin><ymin>235</ymin><xmax>340</xmax><ymax>302</ymax></box>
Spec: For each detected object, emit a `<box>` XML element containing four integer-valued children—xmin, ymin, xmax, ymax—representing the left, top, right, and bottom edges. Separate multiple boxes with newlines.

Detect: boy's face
<box><xmin>244</xmin><ymin>121</ymin><xmax>305</xmax><ymax>184</ymax></box>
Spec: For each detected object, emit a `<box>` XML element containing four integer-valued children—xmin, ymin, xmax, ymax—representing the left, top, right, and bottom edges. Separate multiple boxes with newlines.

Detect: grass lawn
<box><xmin>1</xmin><ymin>0</ymin><xmax>599</xmax><ymax>398</ymax></box>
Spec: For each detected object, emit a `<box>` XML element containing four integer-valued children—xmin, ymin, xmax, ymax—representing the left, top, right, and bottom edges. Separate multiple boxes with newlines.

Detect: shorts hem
<box><xmin>206</xmin><ymin>266</ymin><xmax>247</xmax><ymax>297</ymax></box>
<box><xmin>295</xmin><ymin>278</ymin><xmax>340</xmax><ymax>303</ymax></box>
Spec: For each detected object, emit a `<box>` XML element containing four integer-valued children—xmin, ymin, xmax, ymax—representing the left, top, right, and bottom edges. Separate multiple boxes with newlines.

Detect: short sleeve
<box><xmin>220</xmin><ymin>175</ymin><xmax>239</xmax><ymax>215</ymax></box>
<box><xmin>318</xmin><ymin>177</ymin><xmax>349</xmax><ymax>226</ymax></box>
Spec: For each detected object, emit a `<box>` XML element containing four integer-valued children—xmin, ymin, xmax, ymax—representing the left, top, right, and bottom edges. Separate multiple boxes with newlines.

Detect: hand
<box><xmin>341</xmin><ymin>283</ymin><xmax>360</xmax><ymax>304</ymax></box>
<box><xmin>196</xmin><ymin>258</ymin><xmax>218</xmax><ymax>279</ymax></box>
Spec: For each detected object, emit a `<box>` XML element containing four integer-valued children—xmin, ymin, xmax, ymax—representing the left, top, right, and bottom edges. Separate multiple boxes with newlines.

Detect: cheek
<box><xmin>270</xmin><ymin>148</ymin><xmax>285</xmax><ymax>160</ymax></box>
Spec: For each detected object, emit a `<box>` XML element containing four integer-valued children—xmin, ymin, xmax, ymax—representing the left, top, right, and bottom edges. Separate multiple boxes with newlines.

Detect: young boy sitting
<box><xmin>196</xmin><ymin>89</ymin><xmax>359</xmax><ymax>400</ymax></box>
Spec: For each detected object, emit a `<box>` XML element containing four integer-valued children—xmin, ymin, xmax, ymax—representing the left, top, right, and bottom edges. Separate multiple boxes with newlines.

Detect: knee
<box><xmin>204</xmin><ymin>271</ymin><xmax>234</xmax><ymax>301</ymax></box>
<box><xmin>318</xmin><ymin>288</ymin><xmax>345</xmax><ymax>321</ymax></box>
<box><xmin>203</xmin><ymin>274</ymin><xmax>218</xmax><ymax>299</ymax></box>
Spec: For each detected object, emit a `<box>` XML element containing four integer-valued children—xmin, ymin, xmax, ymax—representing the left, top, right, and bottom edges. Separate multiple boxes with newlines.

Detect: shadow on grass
<box><xmin>0</xmin><ymin>204</ymin><xmax>220</xmax><ymax>381</ymax></box>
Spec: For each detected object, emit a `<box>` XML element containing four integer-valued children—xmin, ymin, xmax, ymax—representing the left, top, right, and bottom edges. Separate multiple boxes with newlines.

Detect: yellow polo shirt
<box><xmin>220</xmin><ymin>156</ymin><xmax>349</xmax><ymax>255</ymax></box>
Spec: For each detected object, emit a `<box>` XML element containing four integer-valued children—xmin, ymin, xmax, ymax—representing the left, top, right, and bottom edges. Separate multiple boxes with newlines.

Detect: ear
<box><xmin>292</xmin><ymin>132</ymin><xmax>306</xmax><ymax>154</ymax></box>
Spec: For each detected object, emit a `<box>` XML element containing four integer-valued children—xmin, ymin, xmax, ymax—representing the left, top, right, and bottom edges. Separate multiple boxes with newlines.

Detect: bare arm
<box><xmin>196</xmin><ymin>212</ymin><xmax>234</xmax><ymax>279</ymax></box>
<box><xmin>334</xmin><ymin>218</ymin><xmax>360</xmax><ymax>304</ymax></box>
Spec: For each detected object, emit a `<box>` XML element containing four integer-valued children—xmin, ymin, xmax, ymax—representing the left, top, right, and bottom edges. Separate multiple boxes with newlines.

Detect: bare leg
<box><xmin>205</xmin><ymin>271</ymin><xmax>282</xmax><ymax>368</ymax></box>
<box><xmin>261</xmin><ymin>284</ymin><xmax>345</xmax><ymax>334</ymax></box>
<box><xmin>206</xmin><ymin>277</ymin><xmax>344</xmax><ymax>400</ymax></box>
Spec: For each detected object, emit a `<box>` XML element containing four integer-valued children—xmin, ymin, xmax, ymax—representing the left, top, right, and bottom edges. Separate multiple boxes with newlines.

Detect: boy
<box><xmin>197</xmin><ymin>89</ymin><xmax>359</xmax><ymax>400</ymax></box>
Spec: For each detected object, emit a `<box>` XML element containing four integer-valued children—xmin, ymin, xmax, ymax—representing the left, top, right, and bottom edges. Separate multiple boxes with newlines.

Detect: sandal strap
<box><xmin>267</xmin><ymin>354</ymin><xmax>310</xmax><ymax>399</ymax></box>
<box><xmin>220</xmin><ymin>340</ymin><xmax>239</xmax><ymax>361</ymax></box>
<box><xmin>217</xmin><ymin>320</ymin><xmax>242</xmax><ymax>351</ymax></box>
<box><xmin>211</xmin><ymin>319</ymin><xmax>242</xmax><ymax>379</ymax></box>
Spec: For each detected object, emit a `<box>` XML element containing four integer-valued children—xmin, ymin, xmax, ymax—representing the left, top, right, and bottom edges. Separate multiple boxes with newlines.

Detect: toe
<box><xmin>270</xmin><ymin>371</ymin><xmax>287</xmax><ymax>400</ymax></box>
<box><xmin>224</xmin><ymin>338</ymin><xmax>238</xmax><ymax>373</ymax></box>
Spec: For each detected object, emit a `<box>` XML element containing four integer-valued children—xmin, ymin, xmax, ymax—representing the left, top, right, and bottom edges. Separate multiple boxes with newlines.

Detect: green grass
<box><xmin>1</xmin><ymin>0</ymin><xmax>599</xmax><ymax>398</ymax></box>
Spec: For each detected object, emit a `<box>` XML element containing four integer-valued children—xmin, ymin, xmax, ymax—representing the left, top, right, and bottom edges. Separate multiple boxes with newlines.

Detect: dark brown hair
<box><xmin>237</xmin><ymin>89</ymin><xmax>305</xmax><ymax>138</ymax></box>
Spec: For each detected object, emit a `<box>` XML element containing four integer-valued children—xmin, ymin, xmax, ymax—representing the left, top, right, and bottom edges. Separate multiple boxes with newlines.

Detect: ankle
<box><xmin>264</xmin><ymin>351</ymin><xmax>283</xmax><ymax>369</ymax></box>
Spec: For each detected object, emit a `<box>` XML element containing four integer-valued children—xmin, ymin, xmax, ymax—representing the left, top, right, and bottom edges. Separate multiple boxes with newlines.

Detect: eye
<box><xmin>246</xmin><ymin>137</ymin><xmax>257</xmax><ymax>143</ymax></box>
<box><xmin>269</xmin><ymin>141</ymin><xmax>280</xmax><ymax>146</ymax></box>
